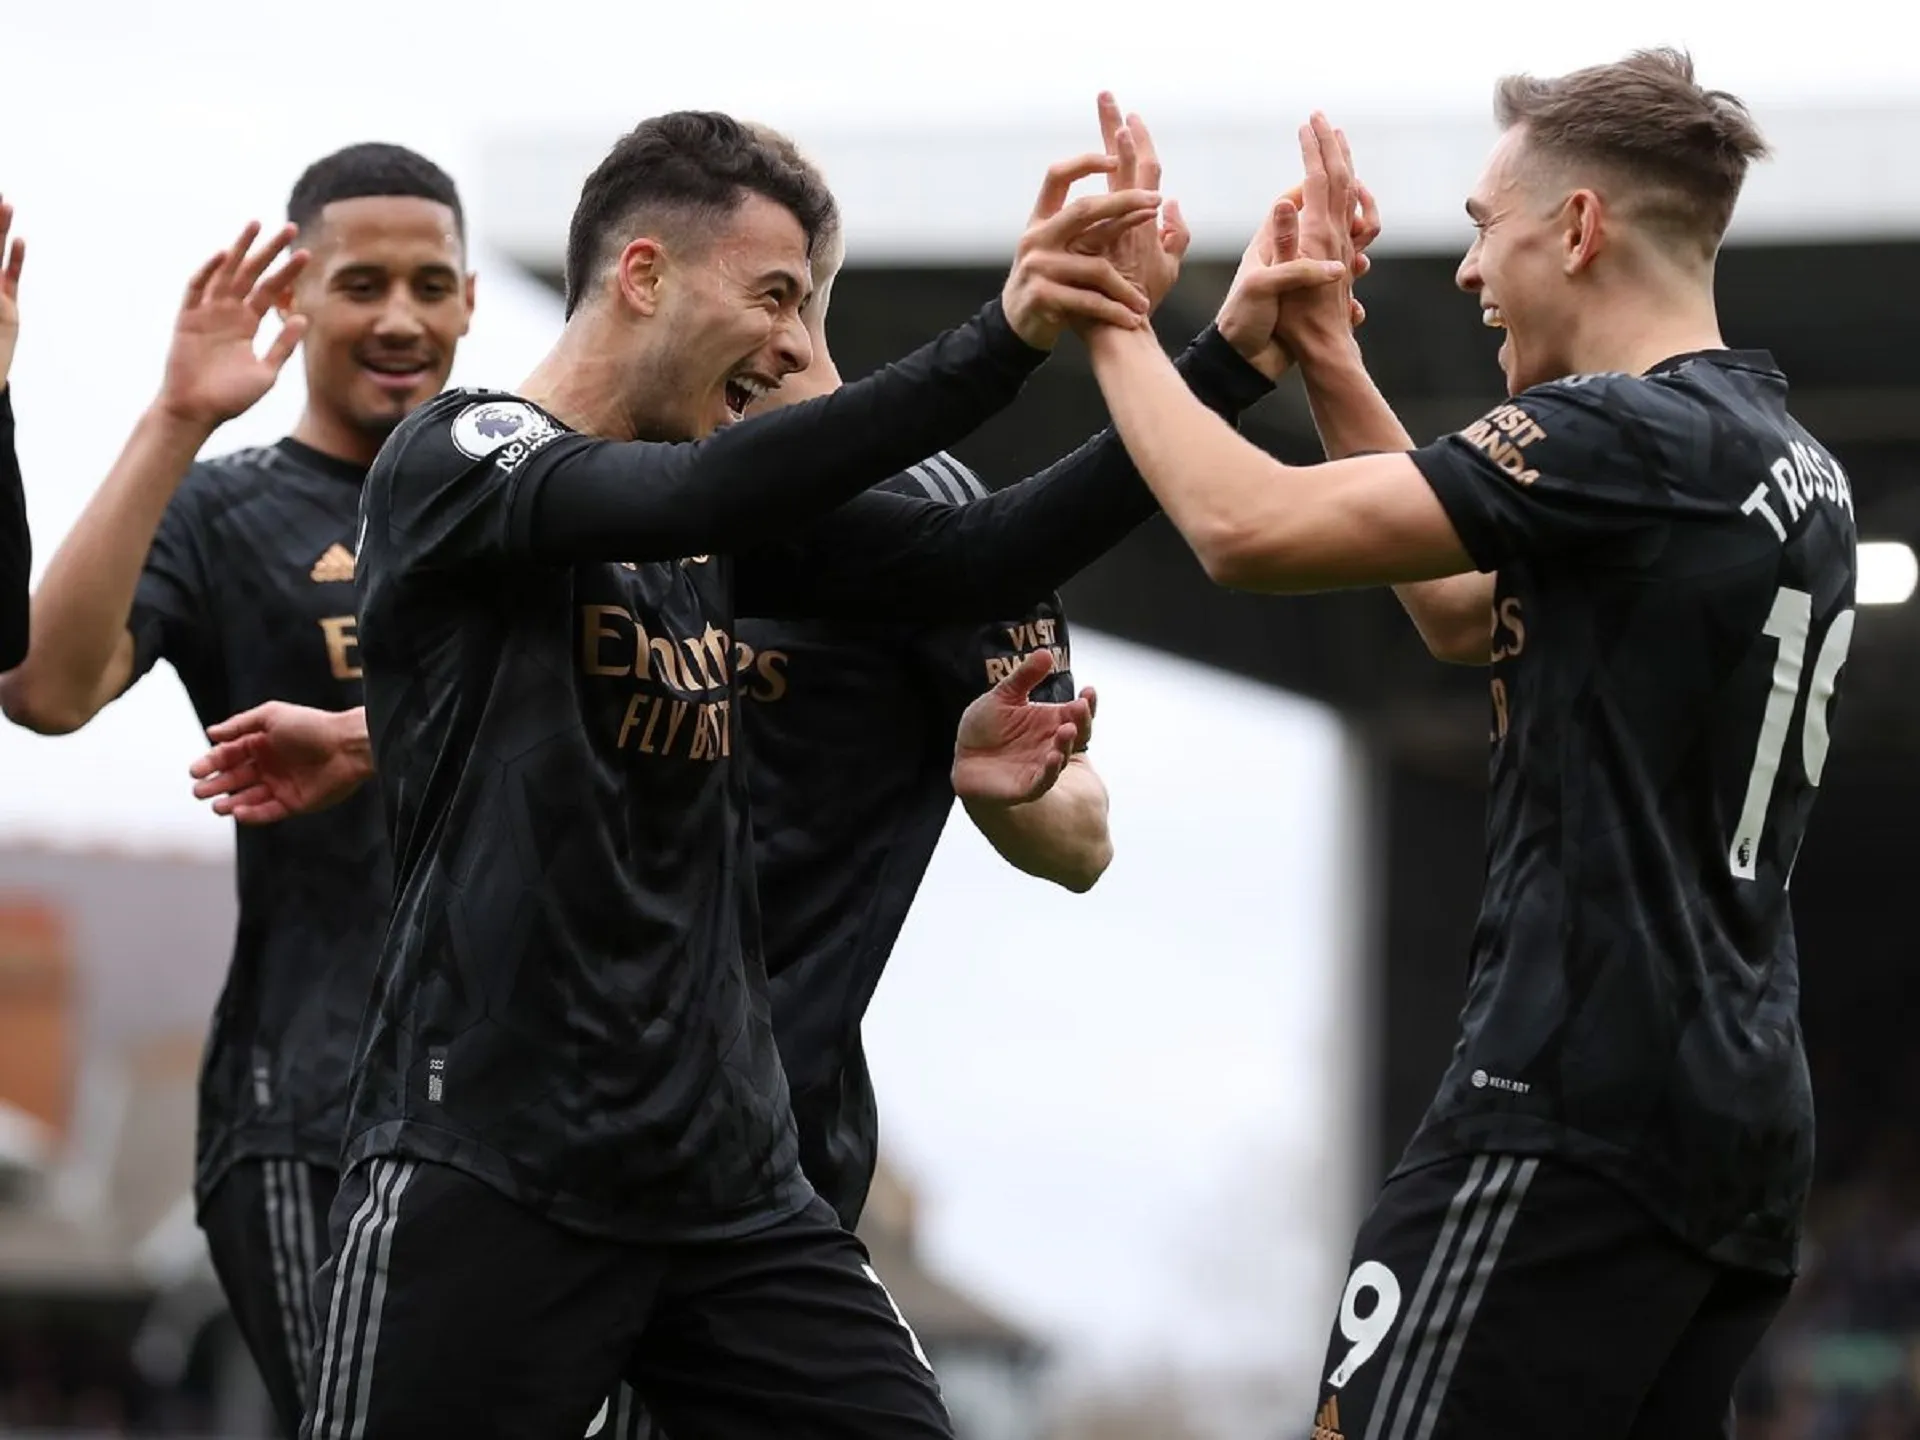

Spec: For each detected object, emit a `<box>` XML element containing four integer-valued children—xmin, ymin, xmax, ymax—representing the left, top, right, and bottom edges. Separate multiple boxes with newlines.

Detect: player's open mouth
<box><xmin>361</xmin><ymin>358</ymin><xmax>434</xmax><ymax>394</ymax></box>
<box><xmin>1481</xmin><ymin>305</ymin><xmax>1506</xmax><ymax>329</ymax></box>
<box><xmin>723</xmin><ymin>373</ymin><xmax>775</xmax><ymax>421</ymax></box>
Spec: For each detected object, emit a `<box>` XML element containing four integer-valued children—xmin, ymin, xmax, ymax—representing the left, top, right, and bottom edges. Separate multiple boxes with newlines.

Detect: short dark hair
<box><xmin>1495</xmin><ymin>48</ymin><xmax>1769</xmax><ymax>254</ymax></box>
<box><xmin>563</xmin><ymin>111</ymin><xmax>838</xmax><ymax>317</ymax></box>
<box><xmin>286</xmin><ymin>142</ymin><xmax>466</xmax><ymax>239</ymax></box>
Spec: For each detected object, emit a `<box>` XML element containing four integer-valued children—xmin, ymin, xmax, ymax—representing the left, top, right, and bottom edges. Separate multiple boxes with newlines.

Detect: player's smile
<box><xmin>722</xmin><ymin>369</ymin><xmax>778</xmax><ymax>424</ymax></box>
<box><xmin>1480</xmin><ymin>301</ymin><xmax>1513</xmax><ymax>380</ymax></box>
<box><xmin>359</xmin><ymin>349</ymin><xmax>439</xmax><ymax>400</ymax></box>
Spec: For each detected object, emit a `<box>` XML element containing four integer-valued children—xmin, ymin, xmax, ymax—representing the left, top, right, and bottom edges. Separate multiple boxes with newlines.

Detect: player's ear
<box><xmin>458</xmin><ymin>270</ymin><xmax>477</xmax><ymax>338</ymax></box>
<box><xmin>1562</xmin><ymin>189</ymin><xmax>1605</xmax><ymax>275</ymax></box>
<box><xmin>616</xmin><ymin>238</ymin><xmax>667</xmax><ymax>318</ymax></box>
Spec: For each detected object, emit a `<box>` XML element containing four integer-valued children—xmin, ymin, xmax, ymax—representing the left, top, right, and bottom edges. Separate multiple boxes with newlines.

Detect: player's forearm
<box><xmin>1083</xmin><ymin>321</ymin><xmax>1307</xmax><ymax>590</ymax></box>
<box><xmin>0</xmin><ymin>389</ymin><xmax>30</xmax><ymax>671</ymax></box>
<box><xmin>736</xmin><ymin>330</ymin><xmax>1272</xmax><ymax>622</ymax></box>
<box><xmin>1297</xmin><ymin>345</ymin><xmax>1494</xmax><ymax>664</ymax></box>
<box><xmin>873</xmin><ymin>327</ymin><xmax>1274</xmax><ymax>611</ymax></box>
<box><xmin>962</xmin><ymin>754</ymin><xmax>1112</xmax><ymax>893</ymax></box>
<box><xmin>0</xmin><ymin>404</ymin><xmax>211</xmax><ymax>731</ymax></box>
<box><xmin>524</xmin><ymin>301</ymin><xmax>1046</xmax><ymax>564</ymax></box>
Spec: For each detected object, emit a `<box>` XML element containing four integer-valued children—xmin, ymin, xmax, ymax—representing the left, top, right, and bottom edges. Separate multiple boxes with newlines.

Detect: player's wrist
<box><xmin>1289</xmin><ymin>326</ymin><xmax>1367</xmax><ymax>381</ymax></box>
<box><xmin>328</xmin><ymin>706</ymin><xmax>374</xmax><ymax>777</ymax></box>
<box><xmin>1085</xmin><ymin>320</ymin><xmax>1157</xmax><ymax>365</ymax></box>
<box><xmin>145</xmin><ymin>393</ymin><xmax>221</xmax><ymax>443</ymax></box>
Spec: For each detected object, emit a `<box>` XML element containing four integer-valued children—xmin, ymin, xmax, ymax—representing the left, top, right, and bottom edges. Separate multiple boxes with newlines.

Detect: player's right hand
<box><xmin>1001</xmin><ymin>152</ymin><xmax>1160</xmax><ymax>351</ymax></box>
<box><xmin>1094</xmin><ymin>93</ymin><xmax>1190</xmax><ymax>317</ymax></box>
<box><xmin>189</xmin><ymin>700</ymin><xmax>371</xmax><ymax>825</ymax></box>
<box><xmin>0</xmin><ymin>196</ymin><xmax>24</xmax><ymax>389</ymax></box>
<box><xmin>157</xmin><ymin>222</ymin><xmax>311</xmax><ymax>430</ymax></box>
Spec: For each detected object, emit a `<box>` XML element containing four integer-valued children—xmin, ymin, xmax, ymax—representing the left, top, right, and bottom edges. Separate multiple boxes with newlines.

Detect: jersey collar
<box><xmin>276</xmin><ymin>436</ymin><xmax>370</xmax><ymax>486</ymax></box>
<box><xmin>1644</xmin><ymin>349</ymin><xmax>1782</xmax><ymax>380</ymax></box>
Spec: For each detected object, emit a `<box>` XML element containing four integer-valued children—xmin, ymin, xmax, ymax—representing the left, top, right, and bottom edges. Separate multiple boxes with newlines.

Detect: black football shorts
<box><xmin>1307</xmin><ymin>1153</ymin><xmax>1790</xmax><ymax>1440</ymax></box>
<box><xmin>299</xmin><ymin>1157</ymin><xmax>951</xmax><ymax>1440</ymax></box>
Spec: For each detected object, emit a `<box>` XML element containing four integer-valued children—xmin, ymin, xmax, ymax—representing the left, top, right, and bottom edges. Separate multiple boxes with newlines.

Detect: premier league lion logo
<box><xmin>451</xmin><ymin>400</ymin><xmax>539</xmax><ymax>460</ymax></box>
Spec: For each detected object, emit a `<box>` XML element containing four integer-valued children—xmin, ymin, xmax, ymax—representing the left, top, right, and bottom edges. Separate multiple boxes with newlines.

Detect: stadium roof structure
<box><xmin>480</xmin><ymin>102</ymin><xmax>1920</xmax><ymax>270</ymax></box>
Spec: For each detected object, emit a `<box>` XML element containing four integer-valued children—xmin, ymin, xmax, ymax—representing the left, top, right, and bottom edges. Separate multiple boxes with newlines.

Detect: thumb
<box><xmin>1240</xmin><ymin>257</ymin><xmax>1345</xmax><ymax>299</ymax></box>
<box><xmin>1160</xmin><ymin>200</ymin><xmax>1192</xmax><ymax>262</ymax></box>
<box><xmin>1266</xmin><ymin>198</ymin><xmax>1300</xmax><ymax>265</ymax></box>
<box><xmin>998</xmin><ymin>647</ymin><xmax>1056</xmax><ymax>703</ymax></box>
<box><xmin>263</xmin><ymin>312</ymin><xmax>308</xmax><ymax>373</ymax></box>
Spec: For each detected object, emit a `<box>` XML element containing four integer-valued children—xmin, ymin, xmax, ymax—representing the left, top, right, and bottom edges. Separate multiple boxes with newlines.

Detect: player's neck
<box><xmin>1570</xmin><ymin>272</ymin><xmax>1725</xmax><ymax>380</ymax></box>
<box><xmin>289</xmin><ymin>406</ymin><xmax>384</xmax><ymax>470</ymax></box>
<box><xmin>520</xmin><ymin>324</ymin><xmax>638</xmax><ymax>441</ymax></box>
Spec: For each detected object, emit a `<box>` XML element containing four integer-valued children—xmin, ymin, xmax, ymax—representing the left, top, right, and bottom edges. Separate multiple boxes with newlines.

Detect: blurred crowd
<box><xmin>1739</xmin><ymin>1130</ymin><xmax>1920</xmax><ymax>1440</ymax></box>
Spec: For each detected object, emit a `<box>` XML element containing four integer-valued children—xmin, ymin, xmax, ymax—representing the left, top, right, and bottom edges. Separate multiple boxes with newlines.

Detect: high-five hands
<box><xmin>1266</xmin><ymin>113</ymin><xmax>1381</xmax><ymax>368</ymax></box>
<box><xmin>1002</xmin><ymin>151</ymin><xmax>1162</xmax><ymax>350</ymax></box>
<box><xmin>157</xmin><ymin>222</ymin><xmax>311</xmax><ymax>430</ymax></box>
<box><xmin>1095</xmin><ymin>92</ymin><xmax>1191</xmax><ymax>314</ymax></box>
<box><xmin>0</xmin><ymin>196</ymin><xmax>25</xmax><ymax>389</ymax></box>
<box><xmin>1217</xmin><ymin>122</ymin><xmax>1383</xmax><ymax>380</ymax></box>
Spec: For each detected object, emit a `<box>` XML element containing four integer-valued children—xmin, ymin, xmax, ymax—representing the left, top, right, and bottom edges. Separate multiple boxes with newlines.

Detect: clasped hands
<box><xmin>1001</xmin><ymin>95</ymin><xmax>1381</xmax><ymax>381</ymax></box>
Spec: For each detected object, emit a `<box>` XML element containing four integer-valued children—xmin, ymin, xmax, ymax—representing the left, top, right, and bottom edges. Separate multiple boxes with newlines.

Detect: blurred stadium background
<box><xmin>1</xmin><ymin>4</ymin><xmax>1916</xmax><ymax>1437</ymax></box>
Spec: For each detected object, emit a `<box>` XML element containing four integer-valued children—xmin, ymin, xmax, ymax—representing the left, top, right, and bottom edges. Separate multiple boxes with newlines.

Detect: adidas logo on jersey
<box><xmin>1311</xmin><ymin>1394</ymin><xmax>1345</xmax><ymax>1440</ymax></box>
<box><xmin>310</xmin><ymin>544</ymin><xmax>356</xmax><ymax>583</ymax></box>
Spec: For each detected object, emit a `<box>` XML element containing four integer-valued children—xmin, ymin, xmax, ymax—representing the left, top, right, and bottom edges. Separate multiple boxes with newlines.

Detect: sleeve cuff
<box><xmin>978</xmin><ymin>298</ymin><xmax>1051</xmax><ymax>377</ymax></box>
<box><xmin>1174</xmin><ymin>326</ymin><xmax>1276</xmax><ymax>417</ymax></box>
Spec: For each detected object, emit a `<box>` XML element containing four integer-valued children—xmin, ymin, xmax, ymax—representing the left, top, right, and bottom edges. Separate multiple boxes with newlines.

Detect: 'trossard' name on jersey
<box><xmin>1742</xmin><ymin>440</ymin><xmax>1855</xmax><ymax>541</ymax></box>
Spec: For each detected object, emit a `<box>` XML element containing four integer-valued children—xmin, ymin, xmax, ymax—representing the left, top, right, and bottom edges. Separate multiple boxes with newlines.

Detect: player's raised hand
<box><xmin>188</xmin><ymin>701</ymin><xmax>372</xmax><ymax>824</ymax></box>
<box><xmin>951</xmin><ymin>648</ymin><xmax>1097</xmax><ymax>806</ymax></box>
<box><xmin>1216</xmin><ymin>197</ymin><xmax>1348</xmax><ymax>380</ymax></box>
<box><xmin>1270</xmin><ymin>114</ymin><xmax>1372</xmax><ymax>364</ymax></box>
<box><xmin>1002</xmin><ymin>152</ymin><xmax>1160</xmax><ymax>350</ymax></box>
<box><xmin>0</xmin><ymin>196</ymin><xmax>25</xmax><ymax>389</ymax></box>
<box><xmin>1094</xmin><ymin>92</ymin><xmax>1190</xmax><ymax>316</ymax></box>
<box><xmin>157</xmin><ymin>222</ymin><xmax>311</xmax><ymax>430</ymax></box>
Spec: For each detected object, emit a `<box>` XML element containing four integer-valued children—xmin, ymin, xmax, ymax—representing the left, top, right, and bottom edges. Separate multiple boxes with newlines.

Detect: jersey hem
<box><xmin>1393</xmin><ymin>1118</ymin><xmax>1801</xmax><ymax>1279</ymax></box>
<box><xmin>194</xmin><ymin>1125</ymin><xmax>349</xmax><ymax>1213</ymax></box>
<box><xmin>340</xmin><ymin>1121</ymin><xmax>818</xmax><ymax>1244</ymax></box>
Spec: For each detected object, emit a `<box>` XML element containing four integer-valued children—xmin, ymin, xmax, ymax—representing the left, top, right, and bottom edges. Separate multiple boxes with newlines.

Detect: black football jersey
<box><xmin>1403</xmin><ymin>351</ymin><xmax>1857</xmax><ymax>1275</ymax></box>
<box><xmin>125</xmin><ymin>437</ymin><xmax>390</xmax><ymax>1205</ymax></box>
<box><xmin>744</xmin><ymin>453</ymin><xmax>1078</xmax><ymax>1228</ymax></box>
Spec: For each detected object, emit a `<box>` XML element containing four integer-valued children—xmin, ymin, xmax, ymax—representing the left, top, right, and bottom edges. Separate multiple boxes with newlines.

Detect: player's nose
<box><xmin>374</xmin><ymin>292</ymin><xmax>428</xmax><ymax>340</ymax></box>
<box><xmin>773</xmin><ymin>313</ymin><xmax>813</xmax><ymax>378</ymax></box>
<box><xmin>1455</xmin><ymin>243</ymin><xmax>1483</xmax><ymax>294</ymax></box>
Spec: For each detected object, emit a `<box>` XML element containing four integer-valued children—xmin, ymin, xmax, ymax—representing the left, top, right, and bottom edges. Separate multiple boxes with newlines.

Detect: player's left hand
<box><xmin>0</xmin><ymin>196</ymin><xmax>25</xmax><ymax>389</ymax></box>
<box><xmin>1001</xmin><ymin>153</ymin><xmax>1161</xmax><ymax>350</ymax></box>
<box><xmin>952</xmin><ymin>649</ymin><xmax>1096</xmax><ymax>806</ymax></box>
<box><xmin>188</xmin><ymin>701</ymin><xmax>371</xmax><ymax>824</ymax></box>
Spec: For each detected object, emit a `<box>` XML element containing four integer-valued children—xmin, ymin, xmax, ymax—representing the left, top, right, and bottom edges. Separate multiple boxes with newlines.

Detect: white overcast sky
<box><xmin>0</xmin><ymin>0</ymin><xmax>1905</xmax><ymax>1407</ymax></box>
